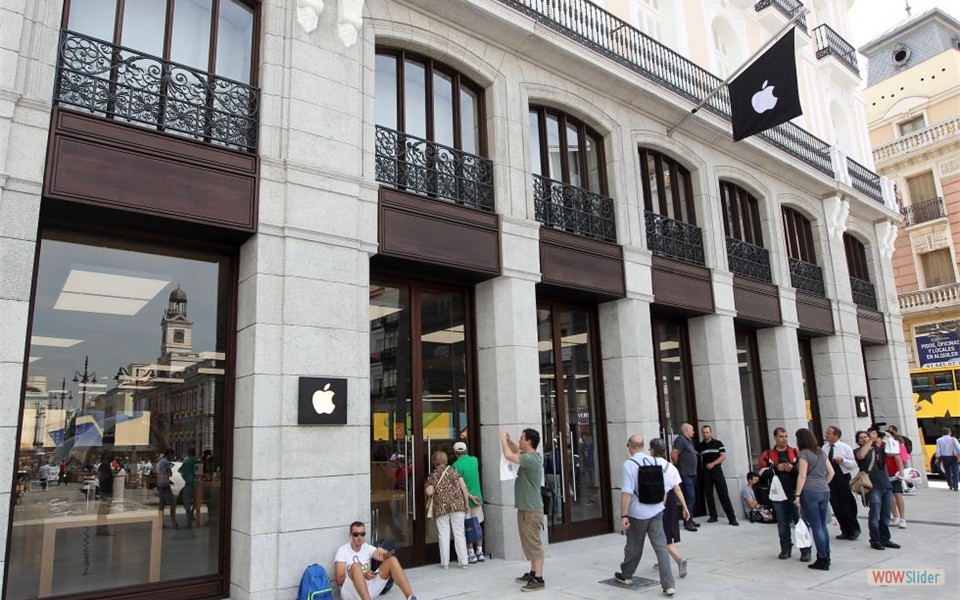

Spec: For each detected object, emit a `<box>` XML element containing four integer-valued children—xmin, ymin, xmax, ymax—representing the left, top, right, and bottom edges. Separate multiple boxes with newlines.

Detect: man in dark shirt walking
<box><xmin>696</xmin><ymin>426</ymin><xmax>739</xmax><ymax>526</ymax></box>
<box><xmin>671</xmin><ymin>423</ymin><xmax>699</xmax><ymax>532</ymax></box>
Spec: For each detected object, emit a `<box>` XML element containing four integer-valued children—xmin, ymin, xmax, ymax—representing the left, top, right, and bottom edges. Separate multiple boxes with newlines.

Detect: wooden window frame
<box><xmin>781</xmin><ymin>206</ymin><xmax>816</xmax><ymax>264</ymax></box>
<box><xmin>719</xmin><ymin>181</ymin><xmax>763</xmax><ymax>246</ymax></box>
<box><xmin>843</xmin><ymin>233</ymin><xmax>870</xmax><ymax>281</ymax></box>
<box><xmin>639</xmin><ymin>148</ymin><xmax>695</xmax><ymax>225</ymax></box>
<box><xmin>376</xmin><ymin>48</ymin><xmax>487</xmax><ymax>156</ymax></box>
<box><xmin>529</xmin><ymin>106</ymin><xmax>607</xmax><ymax>194</ymax></box>
<box><xmin>61</xmin><ymin>0</ymin><xmax>261</xmax><ymax>86</ymax></box>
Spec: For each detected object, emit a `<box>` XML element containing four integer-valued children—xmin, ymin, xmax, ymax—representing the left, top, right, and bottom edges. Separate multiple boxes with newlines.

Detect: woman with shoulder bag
<box><xmin>425</xmin><ymin>450</ymin><xmax>478</xmax><ymax>569</ymax></box>
<box><xmin>794</xmin><ymin>428</ymin><xmax>834</xmax><ymax>571</ymax></box>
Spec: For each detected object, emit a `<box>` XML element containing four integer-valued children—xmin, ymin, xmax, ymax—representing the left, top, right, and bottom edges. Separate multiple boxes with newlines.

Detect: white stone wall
<box><xmin>0</xmin><ymin>0</ymin><xmax>63</xmax><ymax>583</ymax></box>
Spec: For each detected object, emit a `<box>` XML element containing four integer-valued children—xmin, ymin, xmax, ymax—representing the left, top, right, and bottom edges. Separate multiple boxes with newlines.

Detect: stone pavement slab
<box><xmin>401</xmin><ymin>483</ymin><xmax>959</xmax><ymax>600</ymax></box>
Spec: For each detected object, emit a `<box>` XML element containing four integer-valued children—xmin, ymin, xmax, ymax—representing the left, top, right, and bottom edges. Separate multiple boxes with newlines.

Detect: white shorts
<box><xmin>471</xmin><ymin>504</ymin><xmax>484</xmax><ymax>523</ymax></box>
<box><xmin>340</xmin><ymin>574</ymin><xmax>388</xmax><ymax>600</ymax></box>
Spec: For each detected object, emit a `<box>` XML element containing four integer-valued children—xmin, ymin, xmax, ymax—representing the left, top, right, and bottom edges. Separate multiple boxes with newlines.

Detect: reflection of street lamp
<box><xmin>33</xmin><ymin>403</ymin><xmax>46</xmax><ymax>448</ymax></box>
<box><xmin>73</xmin><ymin>355</ymin><xmax>98</xmax><ymax>411</ymax></box>
<box><xmin>51</xmin><ymin>376</ymin><xmax>72</xmax><ymax>411</ymax></box>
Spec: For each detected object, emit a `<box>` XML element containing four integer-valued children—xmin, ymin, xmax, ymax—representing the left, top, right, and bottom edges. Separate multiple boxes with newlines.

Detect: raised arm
<box><xmin>501</xmin><ymin>430</ymin><xmax>520</xmax><ymax>464</ymax></box>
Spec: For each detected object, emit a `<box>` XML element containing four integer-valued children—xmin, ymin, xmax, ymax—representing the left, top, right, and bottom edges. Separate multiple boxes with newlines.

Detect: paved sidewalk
<box><xmin>403</xmin><ymin>483</ymin><xmax>959</xmax><ymax>600</ymax></box>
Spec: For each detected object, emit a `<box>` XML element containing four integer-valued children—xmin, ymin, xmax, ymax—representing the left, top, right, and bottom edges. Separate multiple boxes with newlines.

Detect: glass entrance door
<box><xmin>369</xmin><ymin>280</ymin><xmax>472</xmax><ymax>566</ymax></box>
<box><xmin>652</xmin><ymin>318</ymin><xmax>698</xmax><ymax>448</ymax></box>
<box><xmin>537</xmin><ymin>302</ymin><xmax>608</xmax><ymax>541</ymax></box>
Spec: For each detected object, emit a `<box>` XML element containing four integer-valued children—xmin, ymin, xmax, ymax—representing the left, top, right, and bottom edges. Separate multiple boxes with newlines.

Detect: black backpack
<box><xmin>631</xmin><ymin>458</ymin><xmax>665</xmax><ymax>504</ymax></box>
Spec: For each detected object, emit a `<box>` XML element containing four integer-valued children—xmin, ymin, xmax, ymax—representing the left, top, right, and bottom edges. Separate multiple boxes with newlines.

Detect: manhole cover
<box><xmin>599</xmin><ymin>576</ymin><xmax>660</xmax><ymax>591</ymax></box>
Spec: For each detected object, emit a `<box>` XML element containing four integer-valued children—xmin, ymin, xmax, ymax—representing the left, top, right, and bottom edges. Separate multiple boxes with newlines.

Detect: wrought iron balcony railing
<box><xmin>755</xmin><ymin>0</ymin><xmax>808</xmax><ymax>33</ymax></box>
<box><xmin>901</xmin><ymin>197</ymin><xmax>946</xmax><ymax>226</ymax></box>
<box><xmin>789</xmin><ymin>258</ymin><xmax>825</xmax><ymax>296</ymax></box>
<box><xmin>533</xmin><ymin>175</ymin><xmax>617</xmax><ymax>242</ymax></box>
<box><xmin>726</xmin><ymin>237</ymin><xmax>772</xmax><ymax>282</ymax></box>
<box><xmin>899</xmin><ymin>282</ymin><xmax>960</xmax><ymax>313</ymax></box>
<box><xmin>54</xmin><ymin>30</ymin><xmax>259</xmax><ymax>153</ymax></box>
<box><xmin>497</xmin><ymin>0</ymin><xmax>834</xmax><ymax>178</ymax></box>
<box><xmin>645</xmin><ymin>212</ymin><xmax>705</xmax><ymax>265</ymax></box>
<box><xmin>375</xmin><ymin>125</ymin><xmax>495</xmax><ymax>211</ymax></box>
<box><xmin>850</xmin><ymin>277</ymin><xmax>878</xmax><ymax>310</ymax></box>
<box><xmin>813</xmin><ymin>23</ymin><xmax>859</xmax><ymax>76</ymax></box>
<box><xmin>873</xmin><ymin>118</ymin><xmax>960</xmax><ymax>164</ymax></box>
<box><xmin>846</xmin><ymin>157</ymin><xmax>883</xmax><ymax>203</ymax></box>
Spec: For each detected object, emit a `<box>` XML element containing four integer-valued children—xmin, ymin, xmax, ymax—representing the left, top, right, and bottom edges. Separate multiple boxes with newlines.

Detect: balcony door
<box><xmin>369</xmin><ymin>279</ymin><xmax>474</xmax><ymax>566</ymax></box>
<box><xmin>537</xmin><ymin>302</ymin><xmax>609</xmax><ymax>542</ymax></box>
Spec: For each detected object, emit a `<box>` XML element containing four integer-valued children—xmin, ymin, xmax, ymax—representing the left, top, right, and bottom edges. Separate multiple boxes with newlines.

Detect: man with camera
<box><xmin>855</xmin><ymin>426</ymin><xmax>900</xmax><ymax>551</ymax></box>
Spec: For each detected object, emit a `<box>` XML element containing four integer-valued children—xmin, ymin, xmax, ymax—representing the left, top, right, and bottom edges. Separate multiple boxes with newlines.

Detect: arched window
<box><xmin>720</xmin><ymin>181</ymin><xmax>763</xmax><ymax>246</ymax></box>
<box><xmin>781</xmin><ymin>207</ymin><xmax>817</xmax><ymax>264</ymax></box>
<box><xmin>843</xmin><ymin>234</ymin><xmax>870</xmax><ymax>281</ymax></box>
<box><xmin>528</xmin><ymin>106</ymin><xmax>606</xmax><ymax>194</ymax></box>
<box><xmin>639</xmin><ymin>148</ymin><xmax>695</xmax><ymax>224</ymax></box>
<box><xmin>64</xmin><ymin>0</ymin><xmax>257</xmax><ymax>84</ymax></box>
<box><xmin>376</xmin><ymin>49</ymin><xmax>485</xmax><ymax>156</ymax></box>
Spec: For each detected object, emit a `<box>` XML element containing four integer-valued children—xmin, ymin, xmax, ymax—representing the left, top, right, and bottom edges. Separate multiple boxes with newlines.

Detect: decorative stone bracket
<box><xmin>876</xmin><ymin>220</ymin><xmax>898</xmax><ymax>260</ymax></box>
<box><xmin>824</xmin><ymin>195</ymin><xmax>849</xmax><ymax>240</ymax></box>
<box><xmin>296</xmin><ymin>0</ymin><xmax>365</xmax><ymax>47</ymax></box>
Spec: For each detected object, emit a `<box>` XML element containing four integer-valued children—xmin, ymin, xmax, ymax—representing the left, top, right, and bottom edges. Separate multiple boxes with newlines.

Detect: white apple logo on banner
<box><xmin>312</xmin><ymin>383</ymin><xmax>336</xmax><ymax>415</ymax></box>
<box><xmin>751</xmin><ymin>80</ymin><xmax>778</xmax><ymax>114</ymax></box>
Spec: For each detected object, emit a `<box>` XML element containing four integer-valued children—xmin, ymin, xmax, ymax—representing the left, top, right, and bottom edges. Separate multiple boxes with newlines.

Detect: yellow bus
<box><xmin>910</xmin><ymin>366</ymin><xmax>960</xmax><ymax>475</ymax></box>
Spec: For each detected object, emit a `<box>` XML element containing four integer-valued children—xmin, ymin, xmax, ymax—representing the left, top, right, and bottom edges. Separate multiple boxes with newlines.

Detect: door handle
<box><xmin>568</xmin><ymin>430</ymin><xmax>577</xmax><ymax>502</ymax></box>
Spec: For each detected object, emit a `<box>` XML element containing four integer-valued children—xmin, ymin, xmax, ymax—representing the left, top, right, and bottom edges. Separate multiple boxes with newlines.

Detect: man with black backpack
<box><xmin>615</xmin><ymin>434</ymin><xmax>688</xmax><ymax>597</ymax></box>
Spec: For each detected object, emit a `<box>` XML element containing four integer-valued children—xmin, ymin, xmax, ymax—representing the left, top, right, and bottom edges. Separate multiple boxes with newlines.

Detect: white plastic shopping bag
<box><xmin>769</xmin><ymin>474</ymin><xmax>787</xmax><ymax>502</ymax></box>
<box><xmin>500</xmin><ymin>454</ymin><xmax>518</xmax><ymax>481</ymax></box>
<box><xmin>795</xmin><ymin>518</ymin><xmax>813</xmax><ymax>549</ymax></box>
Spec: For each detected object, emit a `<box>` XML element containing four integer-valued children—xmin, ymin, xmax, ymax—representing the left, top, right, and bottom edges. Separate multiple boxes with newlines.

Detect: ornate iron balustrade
<box><xmin>846</xmin><ymin>157</ymin><xmax>883</xmax><ymax>203</ymax></box>
<box><xmin>726</xmin><ymin>237</ymin><xmax>772</xmax><ymax>282</ymax></box>
<box><xmin>755</xmin><ymin>0</ymin><xmax>809</xmax><ymax>33</ymax></box>
<box><xmin>375</xmin><ymin>125</ymin><xmax>494</xmax><ymax>211</ymax></box>
<box><xmin>850</xmin><ymin>277</ymin><xmax>877</xmax><ymax>310</ymax></box>
<box><xmin>789</xmin><ymin>258</ymin><xmax>825</xmax><ymax>296</ymax></box>
<box><xmin>813</xmin><ymin>23</ymin><xmax>859</xmax><ymax>76</ymax></box>
<box><xmin>901</xmin><ymin>197</ymin><xmax>946</xmax><ymax>226</ymax></box>
<box><xmin>54</xmin><ymin>30</ymin><xmax>259</xmax><ymax>153</ymax></box>
<box><xmin>533</xmin><ymin>175</ymin><xmax>617</xmax><ymax>242</ymax></box>
<box><xmin>645</xmin><ymin>211</ymin><xmax>705</xmax><ymax>265</ymax></box>
<box><xmin>496</xmin><ymin>0</ymin><xmax>835</xmax><ymax>178</ymax></box>
<box><xmin>899</xmin><ymin>282</ymin><xmax>960</xmax><ymax>313</ymax></box>
<box><xmin>873</xmin><ymin>118</ymin><xmax>960</xmax><ymax>164</ymax></box>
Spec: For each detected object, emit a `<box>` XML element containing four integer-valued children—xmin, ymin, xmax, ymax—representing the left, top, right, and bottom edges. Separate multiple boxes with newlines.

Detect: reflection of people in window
<box><xmin>97</xmin><ymin>451</ymin><xmax>116</xmax><ymax>536</ymax></box>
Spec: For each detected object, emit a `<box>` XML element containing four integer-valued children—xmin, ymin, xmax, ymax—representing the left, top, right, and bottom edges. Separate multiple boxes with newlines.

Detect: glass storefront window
<box><xmin>736</xmin><ymin>329</ymin><xmax>767</xmax><ymax>465</ymax></box>
<box><xmin>654</xmin><ymin>319</ymin><xmax>694</xmax><ymax>438</ymax></box>
<box><xmin>6</xmin><ymin>232</ymin><xmax>231</xmax><ymax>600</ymax></box>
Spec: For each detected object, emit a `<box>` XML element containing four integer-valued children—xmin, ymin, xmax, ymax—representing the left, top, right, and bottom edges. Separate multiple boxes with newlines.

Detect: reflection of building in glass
<box><xmin>94</xmin><ymin>286</ymin><xmax>223</xmax><ymax>458</ymax></box>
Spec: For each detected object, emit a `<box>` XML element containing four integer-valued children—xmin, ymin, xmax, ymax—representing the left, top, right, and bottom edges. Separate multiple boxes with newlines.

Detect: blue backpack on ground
<box><xmin>298</xmin><ymin>564</ymin><xmax>333</xmax><ymax>600</ymax></box>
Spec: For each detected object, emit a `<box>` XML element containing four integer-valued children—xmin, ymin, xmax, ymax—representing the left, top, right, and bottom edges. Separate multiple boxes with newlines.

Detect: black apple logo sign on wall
<box><xmin>298</xmin><ymin>377</ymin><xmax>347</xmax><ymax>425</ymax></box>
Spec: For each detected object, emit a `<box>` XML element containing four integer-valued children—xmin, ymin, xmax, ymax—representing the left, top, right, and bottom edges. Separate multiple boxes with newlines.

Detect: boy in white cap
<box><xmin>452</xmin><ymin>441</ymin><xmax>485</xmax><ymax>562</ymax></box>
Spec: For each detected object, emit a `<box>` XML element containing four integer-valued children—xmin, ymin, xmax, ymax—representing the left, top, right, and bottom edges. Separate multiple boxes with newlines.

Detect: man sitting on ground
<box><xmin>335</xmin><ymin>521</ymin><xmax>417</xmax><ymax>600</ymax></box>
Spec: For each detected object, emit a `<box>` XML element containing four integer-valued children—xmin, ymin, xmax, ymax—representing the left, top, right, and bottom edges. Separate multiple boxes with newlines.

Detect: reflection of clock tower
<box><xmin>161</xmin><ymin>285</ymin><xmax>193</xmax><ymax>359</ymax></box>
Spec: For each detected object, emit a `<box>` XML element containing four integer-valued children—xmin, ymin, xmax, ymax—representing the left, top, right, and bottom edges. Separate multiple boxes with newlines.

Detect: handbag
<box><xmin>769</xmin><ymin>474</ymin><xmax>787</xmax><ymax>502</ymax></box>
<box><xmin>464</xmin><ymin>516</ymin><xmax>481</xmax><ymax>543</ymax></box>
<box><xmin>426</xmin><ymin>467</ymin><xmax>450</xmax><ymax>519</ymax></box>
<box><xmin>851</xmin><ymin>450</ymin><xmax>875</xmax><ymax>497</ymax></box>
<box><xmin>795</xmin><ymin>518</ymin><xmax>813</xmax><ymax>549</ymax></box>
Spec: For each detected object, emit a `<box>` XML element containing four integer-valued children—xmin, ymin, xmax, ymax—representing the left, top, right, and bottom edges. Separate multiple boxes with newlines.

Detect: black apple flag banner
<box><xmin>665</xmin><ymin>8</ymin><xmax>807</xmax><ymax>141</ymax></box>
<box><xmin>728</xmin><ymin>27</ymin><xmax>803</xmax><ymax>142</ymax></box>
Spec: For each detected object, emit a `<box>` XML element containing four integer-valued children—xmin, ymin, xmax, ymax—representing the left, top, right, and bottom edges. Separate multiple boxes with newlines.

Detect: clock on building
<box><xmin>173</xmin><ymin>329</ymin><xmax>185</xmax><ymax>343</ymax></box>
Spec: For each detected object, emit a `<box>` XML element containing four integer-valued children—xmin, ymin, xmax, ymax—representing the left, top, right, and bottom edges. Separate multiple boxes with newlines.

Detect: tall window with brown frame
<box><xmin>843</xmin><ymin>234</ymin><xmax>871</xmax><ymax>282</ymax></box>
<box><xmin>719</xmin><ymin>181</ymin><xmax>763</xmax><ymax>246</ymax></box>
<box><xmin>781</xmin><ymin>206</ymin><xmax>817</xmax><ymax>264</ymax></box>
<box><xmin>528</xmin><ymin>107</ymin><xmax>607</xmax><ymax>194</ymax></box>
<box><xmin>639</xmin><ymin>148</ymin><xmax>696</xmax><ymax>224</ymax></box>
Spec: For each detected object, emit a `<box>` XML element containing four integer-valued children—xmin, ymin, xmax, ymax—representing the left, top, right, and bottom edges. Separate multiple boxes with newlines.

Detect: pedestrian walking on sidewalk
<box><xmin>794</xmin><ymin>428</ymin><xmax>834</xmax><ymax>571</ymax></box>
<box><xmin>615</xmin><ymin>435</ymin><xmax>686</xmax><ymax>597</ymax></box>
<box><xmin>649</xmin><ymin>438</ymin><xmax>690</xmax><ymax>579</ymax></box>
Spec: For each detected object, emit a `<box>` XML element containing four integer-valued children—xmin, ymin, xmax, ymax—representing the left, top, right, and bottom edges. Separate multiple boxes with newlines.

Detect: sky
<box><xmin>847</xmin><ymin>0</ymin><xmax>960</xmax><ymax>48</ymax></box>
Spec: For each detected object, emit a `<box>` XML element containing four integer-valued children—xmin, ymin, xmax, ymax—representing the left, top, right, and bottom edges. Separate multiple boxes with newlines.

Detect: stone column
<box><xmin>474</xmin><ymin>267</ymin><xmax>542</xmax><ymax>561</ymax></box>
<box><xmin>688</xmin><ymin>295</ymin><xmax>749</xmax><ymax>514</ymax></box>
<box><xmin>756</xmin><ymin>323</ymin><xmax>807</xmax><ymax>444</ymax></box>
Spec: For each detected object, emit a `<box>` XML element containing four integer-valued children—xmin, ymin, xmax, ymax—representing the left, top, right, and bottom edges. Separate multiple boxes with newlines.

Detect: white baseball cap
<box><xmin>453</xmin><ymin>442</ymin><xmax>467</xmax><ymax>453</ymax></box>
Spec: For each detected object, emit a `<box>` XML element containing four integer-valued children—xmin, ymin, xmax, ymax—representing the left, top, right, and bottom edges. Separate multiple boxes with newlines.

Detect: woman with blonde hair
<box><xmin>425</xmin><ymin>449</ymin><xmax>478</xmax><ymax>569</ymax></box>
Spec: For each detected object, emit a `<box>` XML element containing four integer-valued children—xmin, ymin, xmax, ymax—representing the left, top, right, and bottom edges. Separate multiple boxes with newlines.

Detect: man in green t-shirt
<box><xmin>501</xmin><ymin>428</ymin><xmax>545</xmax><ymax>592</ymax></box>
<box><xmin>452</xmin><ymin>441</ymin><xmax>485</xmax><ymax>563</ymax></box>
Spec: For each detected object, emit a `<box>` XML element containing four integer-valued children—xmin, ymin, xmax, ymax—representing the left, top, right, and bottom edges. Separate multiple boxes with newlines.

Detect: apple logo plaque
<box><xmin>298</xmin><ymin>377</ymin><xmax>348</xmax><ymax>424</ymax></box>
